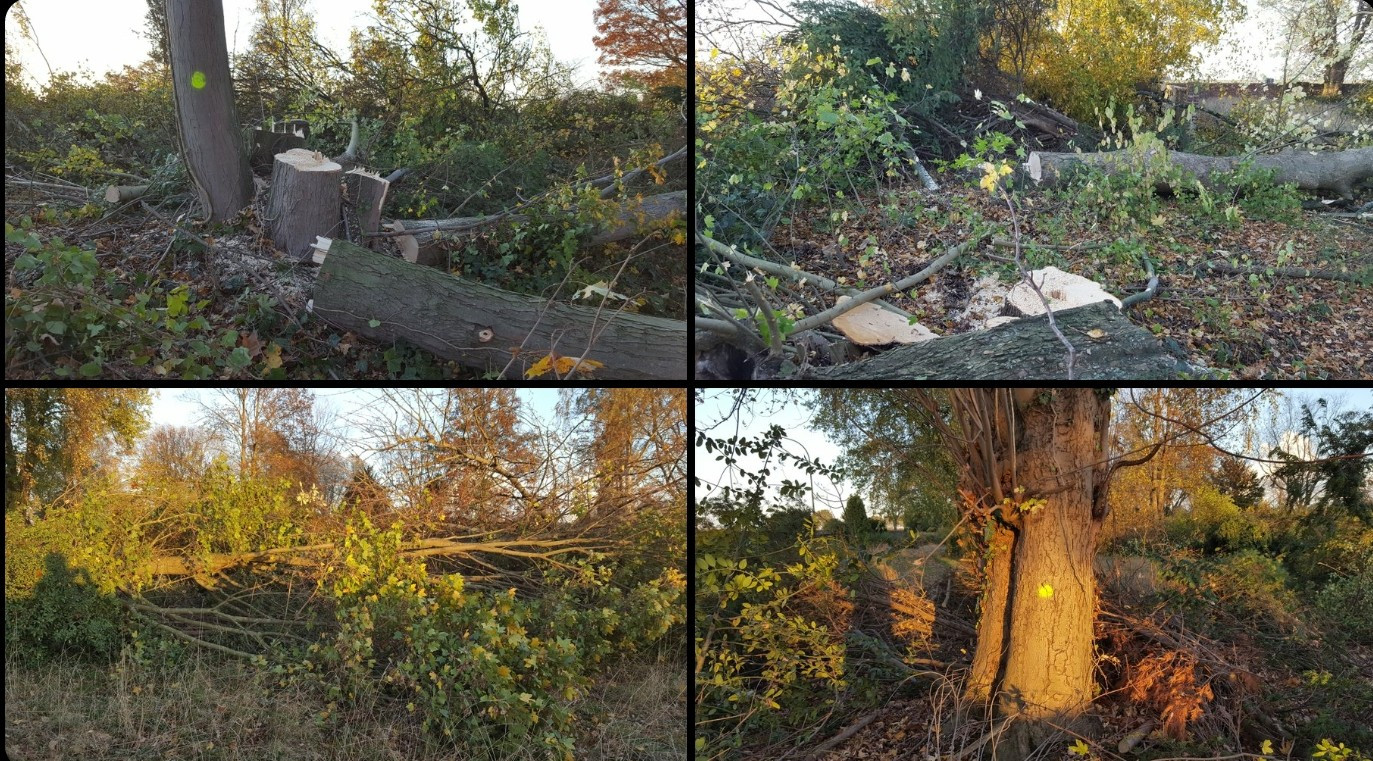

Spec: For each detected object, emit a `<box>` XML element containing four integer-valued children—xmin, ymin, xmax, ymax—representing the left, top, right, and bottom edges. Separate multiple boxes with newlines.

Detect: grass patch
<box><xmin>4</xmin><ymin>647</ymin><xmax>684</xmax><ymax>761</ymax></box>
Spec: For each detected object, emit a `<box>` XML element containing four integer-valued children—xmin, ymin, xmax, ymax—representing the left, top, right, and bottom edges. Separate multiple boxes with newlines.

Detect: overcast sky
<box><xmin>6</xmin><ymin>0</ymin><xmax>606</xmax><ymax>89</ymax></box>
<box><xmin>693</xmin><ymin>388</ymin><xmax>1373</xmax><ymax>516</ymax></box>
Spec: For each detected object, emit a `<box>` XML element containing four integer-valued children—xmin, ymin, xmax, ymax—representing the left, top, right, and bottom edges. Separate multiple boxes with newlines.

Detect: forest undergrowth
<box><xmin>696</xmin><ymin>515</ymin><xmax>1373</xmax><ymax>761</ymax></box>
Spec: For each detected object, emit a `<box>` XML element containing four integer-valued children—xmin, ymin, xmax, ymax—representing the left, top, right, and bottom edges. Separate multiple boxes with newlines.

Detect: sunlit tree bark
<box><xmin>910</xmin><ymin>389</ymin><xmax>1112</xmax><ymax>758</ymax></box>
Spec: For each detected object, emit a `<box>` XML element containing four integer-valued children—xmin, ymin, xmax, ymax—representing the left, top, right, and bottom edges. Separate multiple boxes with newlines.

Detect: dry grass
<box><xmin>4</xmin><ymin>647</ymin><xmax>685</xmax><ymax>761</ymax></box>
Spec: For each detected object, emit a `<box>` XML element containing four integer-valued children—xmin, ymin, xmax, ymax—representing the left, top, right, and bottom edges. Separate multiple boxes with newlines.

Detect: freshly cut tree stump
<box><xmin>802</xmin><ymin>301</ymin><xmax>1206</xmax><ymax>380</ymax></box>
<box><xmin>343</xmin><ymin>168</ymin><xmax>389</xmax><ymax>250</ymax></box>
<box><xmin>267</xmin><ymin>149</ymin><xmax>342</xmax><ymax>260</ymax></box>
<box><xmin>310</xmin><ymin>238</ymin><xmax>687</xmax><ymax>379</ymax></box>
<box><xmin>1024</xmin><ymin>146</ymin><xmax>1373</xmax><ymax>199</ymax></box>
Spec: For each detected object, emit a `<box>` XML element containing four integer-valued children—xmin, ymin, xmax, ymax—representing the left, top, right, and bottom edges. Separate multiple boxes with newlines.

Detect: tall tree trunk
<box><xmin>948</xmin><ymin>389</ymin><xmax>1111</xmax><ymax>761</ymax></box>
<box><xmin>1321</xmin><ymin>3</ymin><xmax>1371</xmax><ymax>97</ymax></box>
<box><xmin>165</xmin><ymin>0</ymin><xmax>253</xmax><ymax>222</ymax></box>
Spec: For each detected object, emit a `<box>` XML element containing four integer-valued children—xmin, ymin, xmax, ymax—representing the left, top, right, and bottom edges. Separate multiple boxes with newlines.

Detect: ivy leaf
<box><xmin>1069</xmin><ymin>739</ymin><xmax>1090</xmax><ymax>756</ymax></box>
<box><xmin>1261</xmin><ymin>740</ymin><xmax>1274</xmax><ymax>756</ymax></box>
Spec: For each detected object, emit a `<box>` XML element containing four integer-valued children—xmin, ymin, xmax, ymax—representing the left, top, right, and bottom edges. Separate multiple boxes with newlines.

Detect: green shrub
<box><xmin>294</xmin><ymin>515</ymin><xmax>682</xmax><ymax>758</ymax></box>
<box><xmin>1316</xmin><ymin>563</ymin><xmax>1373</xmax><ymax>645</ymax></box>
<box><xmin>694</xmin><ymin>536</ymin><xmax>851</xmax><ymax>758</ymax></box>
<box><xmin>1206</xmin><ymin>549</ymin><xmax>1298</xmax><ymax>628</ymax></box>
<box><xmin>696</xmin><ymin>39</ymin><xmax>918</xmax><ymax>248</ymax></box>
<box><xmin>6</xmin><ymin>553</ymin><xmax>125</xmax><ymax>663</ymax></box>
<box><xmin>1167</xmin><ymin>485</ymin><xmax>1269</xmax><ymax>552</ymax></box>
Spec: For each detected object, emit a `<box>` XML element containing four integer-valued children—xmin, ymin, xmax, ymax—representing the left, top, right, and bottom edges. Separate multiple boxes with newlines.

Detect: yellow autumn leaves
<box><xmin>980</xmin><ymin>161</ymin><xmax>1015</xmax><ymax>195</ymax></box>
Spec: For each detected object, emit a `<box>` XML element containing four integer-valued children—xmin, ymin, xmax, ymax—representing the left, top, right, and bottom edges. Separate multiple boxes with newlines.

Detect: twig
<box><xmin>991</xmin><ymin>237</ymin><xmax>1108</xmax><ymax>251</ymax></box>
<box><xmin>745</xmin><ymin>278</ymin><xmax>785</xmax><ymax>356</ymax></box>
<box><xmin>786</xmin><ymin>234</ymin><xmax>987</xmax><ymax>335</ymax></box>
<box><xmin>804</xmin><ymin>712</ymin><xmax>879</xmax><ymax>760</ymax></box>
<box><xmin>696</xmin><ymin>231</ymin><xmax>913</xmax><ymax>319</ymax></box>
<box><xmin>1002</xmin><ymin>192</ymin><xmax>1076</xmax><ymax>378</ymax></box>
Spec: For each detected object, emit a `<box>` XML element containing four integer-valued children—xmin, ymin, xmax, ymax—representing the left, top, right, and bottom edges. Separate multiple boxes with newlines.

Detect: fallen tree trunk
<box><xmin>104</xmin><ymin>184</ymin><xmax>149</xmax><ymax>203</ymax></box>
<box><xmin>802</xmin><ymin>301</ymin><xmax>1205</xmax><ymax>380</ymax></box>
<box><xmin>143</xmin><ymin>535</ymin><xmax>609</xmax><ymax>578</ymax></box>
<box><xmin>1197</xmin><ymin>259</ymin><xmax>1371</xmax><ymax>284</ymax></box>
<box><xmin>391</xmin><ymin>190</ymin><xmax>686</xmax><ymax>250</ymax></box>
<box><xmin>310</xmin><ymin>237</ymin><xmax>687</xmax><ymax>379</ymax></box>
<box><xmin>267</xmin><ymin>148</ymin><xmax>342</xmax><ymax>260</ymax></box>
<box><xmin>1024</xmin><ymin>146</ymin><xmax>1373</xmax><ymax>199</ymax></box>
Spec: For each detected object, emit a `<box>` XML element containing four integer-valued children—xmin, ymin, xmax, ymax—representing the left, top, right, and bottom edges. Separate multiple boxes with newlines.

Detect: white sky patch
<box><xmin>694</xmin><ymin>388</ymin><xmax>1372</xmax><ymax>518</ymax></box>
<box><xmin>7</xmin><ymin>0</ymin><xmax>605</xmax><ymax>89</ymax></box>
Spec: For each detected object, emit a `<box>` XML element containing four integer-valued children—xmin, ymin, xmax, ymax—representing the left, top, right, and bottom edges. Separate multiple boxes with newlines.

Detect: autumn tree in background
<box><xmin>5</xmin><ymin>390</ymin><xmax>151</xmax><ymax>517</ymax></box>
<box><xmin>1023</xmin><ymin>0</ymin><xmax>1244</xmax><ymax>120</ymax></box>
<box><xmin>361</xmin><ymin>389</ymin><xmax>543</xmax><ymax>533</ymax></box>
<box><xmin>143</xmin><ymin>0</ymin><xmax>171</xmax><ymax>68</ymax></box>
<box><xmin>338</xmin><ymin>455</ymin><xmax>394</xmax><ymax>522</ymax></box>
<box><xmin>593</xmin><ymin>0</ymin><xmax>688</xmax><ymax>94</ymax></box>
<box><xmin>1104</xmin><ymin>389</ymin><xmax>1257</xmax><ymax>542</ymax></box>
<box><xmin>564</xmin><ymin>388</ymin><xmax>686</xmax><ymax>526</ymax></box>
<box><xmin>136</xmin><ymin>425</ymin><xmax>218</xmax><ymax>488</ymax></box>
<box><xmin>194</xmin><ymin>388</ymin><xmax>338</xmax><ymax>494</ymax></box>
<box><xmin>164</xmin><ymin>0</ymin><xmax>254</xmax><ymax>222</ymax></box>
<box><xmin>234</xmin><ymin>0</ymin><xmax>326</xmax><ymax>119</ymax></box>
<box><xmin>1267</xmin><ymin>0</ymin><xmax>1372</xmax><ymax>96</ymax></box>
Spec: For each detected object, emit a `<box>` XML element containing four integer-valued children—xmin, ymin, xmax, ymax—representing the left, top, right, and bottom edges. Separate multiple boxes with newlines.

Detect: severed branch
<box><xmin>143</xmin><ymin>535</ymin><xmax>613</xmax><ymax>578</ymax></box>
<box><xmin>593</xmin><ymin>145</ymin><xmax>688</xmax><ymax>199</ymax></box>
<box><xmin>787</xmin><ymin>234</ymin><xmax>986</xmax><ymax>335</ymax></box>
<box><xmin>696</xmin><ymin>231</ymin><xmax>914</xmax><ymax>320</ymax></box>
<box><xmin>803</xmin><ymin>713</ymin><xmax>880</xmax><ymax>760</ymax></box>
<box><xmin>1196</xmin><ymin>259</ymin><xmax>1369</xmax><ymax>284</ymax></box>
<box><xmin>1120</xmin><ymin>255</ymin><xmax>1159</xmax><ymax>309</ymax></box>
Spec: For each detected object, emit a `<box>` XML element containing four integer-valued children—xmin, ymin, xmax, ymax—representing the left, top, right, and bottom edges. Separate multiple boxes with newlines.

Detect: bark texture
<box><xmin>165</xmin><ymin>0</ymin><xmax>253</xmax><ymax>222</ymax></box>
<box><xmin>802</xmin><ymin>302</ymin><xmax>1202</xmax><ymax>380</ymax></box>
<box><xmin>938</xmin><ymin>390</ymin><xmax>1114</xmax><ymax>760</ymax></box>
<box><xmin>993</xmin><ymin>390</ymin><xmax>1110</xmax><ymax>756</ymax></box>
<box><xmin>1025</xmin><ymin>146</ymin><xmax>1373</xmax><ymax>199</ymax></box>
<box><xmin>250</xmin><ymin>129</ymin><xmax>307</xmax><ymax>171</ymax></box>
<box><xmin>267</xmin><ymin>148</ymin><xmax>342</xmax><ymax>260</ymax></box>
<box><xmin>310</xmin><ymin>238</ymin><xmax>687</xmax><ymax>379</ymax></box>
<box><xmin>343</xmin><ymin>168</ymin><xmax>389</xmax><ymax>250</ymax></box>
